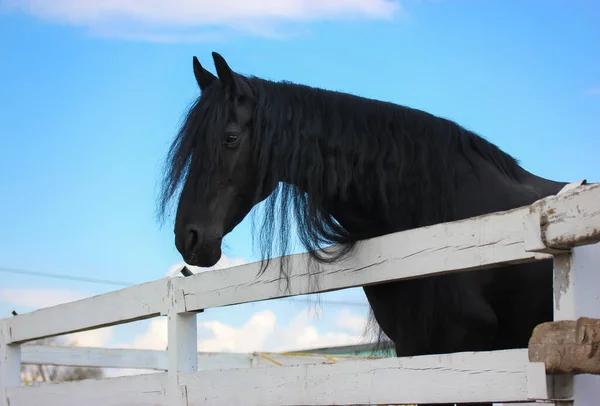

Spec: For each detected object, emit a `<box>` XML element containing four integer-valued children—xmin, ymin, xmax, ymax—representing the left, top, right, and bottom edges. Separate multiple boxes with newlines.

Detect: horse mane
<box><xmin>158</xmin><ymin>72</ymin><xmax>523</xmax><ymax>285</ymax></box>
<box><xmin>242</xmin><ymin>77</ymin><xmax>522</xmax><ymax>275</ymax></box>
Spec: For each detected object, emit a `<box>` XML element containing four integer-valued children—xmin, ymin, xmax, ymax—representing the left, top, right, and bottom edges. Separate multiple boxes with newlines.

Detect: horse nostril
<box><xmin>186</xmin><ymin>225</ymin><xmax>200</xmax><ymax>253</ymax></box>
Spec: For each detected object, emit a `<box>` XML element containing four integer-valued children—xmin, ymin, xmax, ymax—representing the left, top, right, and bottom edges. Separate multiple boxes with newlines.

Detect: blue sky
<box><xmin>1</xmin><ymin>0</ymin><xmax>599</xmax><ymax>355</ymax></box>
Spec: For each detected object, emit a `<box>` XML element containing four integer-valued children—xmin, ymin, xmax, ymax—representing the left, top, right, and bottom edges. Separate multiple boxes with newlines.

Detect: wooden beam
<box><xmin>534</xmin><ymin>182</ymin><xmax>600</xmax><ymax>250</ymax></box>
<box><xmin>7</xmin><ymin>350</ymin><xmax>551</xmax><ymax>405</ymax></box>
<box><xmin>20</xmin><ymin>345</ymin><xmax>167</xmax><ymax>370</ymax></box>
<box><xmin>20</xmin><ymin>344</ymin><xmax>394</xmax><ymax>372</ymax></box>
<box><xmin>4</xmin><ymin>279</ymin><xmax>167</xmax><ymax>344</ymax></box>
<box><xmin>549</xmin><ymin>242</ymin><xmax>600</xmax><ymax>404</ymax></box>
<box><xmin>20</xmin><ymin>345</ymin><xmax>256</xmax><ymax>371</ymax></box>
<box><xmin>6</xmin><ymin>372</ymin><xmax>167</xmax><ymax>406</ymax></box>
<box><xmin>180</xmin><ymin>349</ymin><xmax>550</xmax><ymax>405</ymax></box>
<box><xmin>529</xmin><ymin>317</ymin><xmax>600</xmax><ymax>375</ymax></box>
<box><xmin>0</xmin><ymin>322</ymin><xmax>21</xmax><ymax>406</ymax></box>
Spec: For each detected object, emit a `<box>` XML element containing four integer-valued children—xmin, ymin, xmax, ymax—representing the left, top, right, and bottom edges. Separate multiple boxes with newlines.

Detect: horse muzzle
<box><xmin>175</xmin><ymin>225</ymin><xmax>223</xmax><ymax>267</ymax></box>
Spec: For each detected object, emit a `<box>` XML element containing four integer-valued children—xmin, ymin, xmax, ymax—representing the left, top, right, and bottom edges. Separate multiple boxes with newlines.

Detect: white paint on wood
<box><xmin>523</xmin><ymin>211</ymin><xmax>552</xmax><ymax>253</ymax></box>
<box><xmin>551</xmin><ymin>243</ymin><xmax>600</xmax><ymax>405</ymax></box>
<box><xmin>164</xmin><ymin>280</ymin><xmax>198</xmax><ymax>406</ymax></box>
<box><xmin>167</xmin><ymin>313</ymin><xmax>197</xmax><ymax>406</ymax></box>
<box><xmin>0</xmin><ymin>321</ymin><xmax>22</xmax><ymax>406</ymax></box>
<box><xmin>569</xmin><ymin>243</ymin><xmax>600</xmax><ymax>320</ymax></box>
<box><xmin>556</xmin><ymin>179</ymin><xmax>587</xmax><ymax>195</ymax></box>
<box><xmin>535</xmin><ymin>183</ymin><xmax>600</xmax><ymax>250</ymax></box>
<box><xmin>197</xmin><ymin>352</ymin><xmax>253</xmax><ymax>370</ymax></box>
<box><xmin>180</xmin><ymin>349</ymin><xmax>549</xmax><ymax>405</ymax></box>
<box><xmin>5</xmin><ymin>350</ymin><xmax>551</xmax><ymax>406</ymax></box>
<box><xmin>4</xmin><ymin>279</ymin><xmax>167</xmax><ymax>344</ymax></box>
<box><xmin>6</xmin><ymin>371</ymin><xmax>166</xmax><ymax>406</ymax></box>
<box><xmin>178</xmin><ymin>206</ymin><xmax>546</xmax><ymax>313</ymax></box>
<box><xmin>249</xmin><ymin>351</ymin><xmax>362</xmax><ymax>368</ymax></box>
<box><xmin>20</xmin><ymin>345</ymin><xmax>387</xmax><ymax>372</ymax></box>
<box><xmin>526</xmin><ymin>362</ymin><xmax>552</xmax><ymax>400</ymax></box>
<box><xmin>20</xmin><ymin>345</ymin><xmax>168</xmax><ymax>370</ymax></box>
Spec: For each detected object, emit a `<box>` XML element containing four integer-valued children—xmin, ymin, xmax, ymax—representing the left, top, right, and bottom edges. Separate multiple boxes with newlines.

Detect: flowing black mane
<box><xmin>159</xmin><ymin>73</ymin><xmax>523</xmax><ymax>276</ymax></box>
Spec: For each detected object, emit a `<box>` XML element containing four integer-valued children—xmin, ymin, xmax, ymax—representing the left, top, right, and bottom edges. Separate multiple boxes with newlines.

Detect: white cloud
<box><xmin>104</xmin><ymin>306</ymin><xmax>367</xmax><ymax>354</ymax></box>
<box><xmin>65</xmin><ymin>327</ymin><xmax>115</xmax><ymax>348</ymax></box>
<box><xmin>197</xmin><ymin>307</ymin><xmax>366</xmax><ymax>352</ymax></box>
<box><xmin>166</xmin><ymin>254</ymin><xmax>247</xmax><ymax>278</ymax></box>
<box><xmin>1</xmin><ymin>0</ymin><xmax>401</xmax><ymax>41</ymax></box>
<box><xmin>335</xmin><ymin>307</ymin><xmax>367</xmax><ymax>335</ymax></box>
<box><xmin>126</xmin><ymin>318</ymin><xmax>169</xmax><ymax>350</ymax></box>
<box><xmin>198</xmin><ymin>310</ymin><xmax>278</xmax><ymax>352</ymax></box>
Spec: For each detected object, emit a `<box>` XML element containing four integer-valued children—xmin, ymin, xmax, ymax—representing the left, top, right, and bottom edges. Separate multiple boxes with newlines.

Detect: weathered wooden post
<box><xmin>525</xmin><ymin>180</ymin><xmax>600</xmax><ymax>405</ymax></box>
<box><xmin>0</xmin><ymin>320</ymin><xmax>21</xmax><ymax>406</ymax></box>
<box><xmin>165</xmin><ymin>272</ymin><xmax>198</xmax><ymax>406</ymax></box>
<box><xmin>548</xmin><ymin>245</ymin><xmax>600</xmax><ymax>405</ymax></box>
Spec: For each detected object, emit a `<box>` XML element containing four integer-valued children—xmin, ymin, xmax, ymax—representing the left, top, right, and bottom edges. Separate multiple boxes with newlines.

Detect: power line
<box><xmin>0</xmin><ymin>267</ymin><xmax>133</xmax><ymax>287</ymax></box>
<box><xmin>0</xmin><ymin>266</ymin><xmax>368</xmax><ymax>308</ymax></box>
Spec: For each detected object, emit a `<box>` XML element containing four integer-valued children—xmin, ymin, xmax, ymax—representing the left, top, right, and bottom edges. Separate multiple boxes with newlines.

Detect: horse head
<box><xmin>170</xmin><ymin>53</ymin><xmax>272</xmax><ymax>267</ymax></box>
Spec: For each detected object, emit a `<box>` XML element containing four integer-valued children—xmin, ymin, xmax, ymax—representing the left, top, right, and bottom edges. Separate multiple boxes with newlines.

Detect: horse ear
<box><xmin>211</xmin><ymin>52</ymin><xmax>237</xmax><ymax>97</ymax></box>
<box><xmin>193</xmin><ymin>56</ymin><xmax>217</xmax><ymax>91</ymax></box>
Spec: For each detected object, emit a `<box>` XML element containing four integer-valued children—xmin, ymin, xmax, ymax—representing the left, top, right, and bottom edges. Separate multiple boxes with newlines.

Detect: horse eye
<box><xmin>223</xmin><ymin>133</ymin><xmax>240</xmax><ymax>147</ymax></box>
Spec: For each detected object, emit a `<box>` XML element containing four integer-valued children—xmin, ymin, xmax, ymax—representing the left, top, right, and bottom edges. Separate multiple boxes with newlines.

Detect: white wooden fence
<box><xmin>1</xmin><ymin>181</ymin><xmax>599</xmax><ymax>405</ymax></box>
<box><xmin>18</xmin><ymin>344</ymin><xmax>386</xmax><ymax>373</ymax></box>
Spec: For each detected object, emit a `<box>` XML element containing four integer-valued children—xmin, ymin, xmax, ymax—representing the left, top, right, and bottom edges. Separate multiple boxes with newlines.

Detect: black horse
<box><xmin>158</xmin><ymin>52</ymin><xmax>569</xmax><ymax>406</ymax></box>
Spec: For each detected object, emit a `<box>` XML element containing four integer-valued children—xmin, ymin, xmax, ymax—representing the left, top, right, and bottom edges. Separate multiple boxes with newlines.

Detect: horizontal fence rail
<box><xmin>1</xmin><ymin>181</ymin><xmax>599</xmax><ymax>406</ymax></box>
<box><xmin>4</xmin><ymin>183</ymin><xmax>599</xmax><ymax>345</ymax></box>
<box><xmin>7</xmin><ymin>349</ymin><xmax>546</xmax><ymax>406</ymax></box>
<box><xmin>19</xmin><ymin>345</ymin><xmax>381</xmax><ymax>371</ymax></box>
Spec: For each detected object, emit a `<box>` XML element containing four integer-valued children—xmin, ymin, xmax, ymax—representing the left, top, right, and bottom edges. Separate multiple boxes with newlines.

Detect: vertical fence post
<box><xmin>165</xmin><ymin>280</ymin><xmax>198</xmax><ymax>406</ymax></box>
<box><xmin>0</xmin><ymin>321</ymin><xmax>21</xmax><ymax>406</ymax></box>
<box><xmin>552</xmin><ymin>243</ymin><xmax>600</xmax><ymax>405</ymax></box>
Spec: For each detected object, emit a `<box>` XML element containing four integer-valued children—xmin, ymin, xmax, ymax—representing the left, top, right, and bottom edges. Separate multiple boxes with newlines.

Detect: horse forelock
<box><xmin>157</xmin><ymin>84</ymin><xmax>228</xmax><ymax>224</ymax></box>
